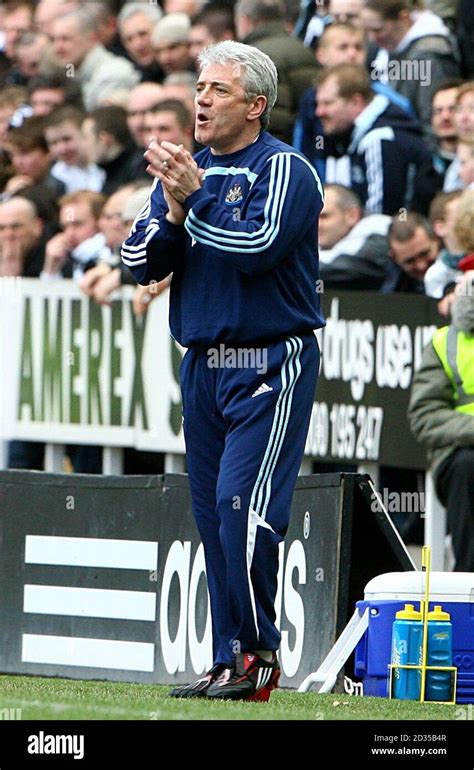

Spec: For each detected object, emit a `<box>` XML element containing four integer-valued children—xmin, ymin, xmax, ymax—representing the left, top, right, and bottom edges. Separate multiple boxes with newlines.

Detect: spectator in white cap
<box><xmin>152</xmin><ymin>12</ymin><xmax>193</xmax><ymax>77</ymax></box>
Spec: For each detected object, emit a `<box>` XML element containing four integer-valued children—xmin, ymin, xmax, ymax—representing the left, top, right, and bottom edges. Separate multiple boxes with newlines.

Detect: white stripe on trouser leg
<box><xmin>249</xmin><ymin>338</ymin><xmax>302</xmax><ymax>518</ymax></box>
<box><xmin>246</xmin><ymin>510</ymin><xmax>274</xmax><ymax>638</ymax></box>
<box><xmin>245</xmin><ymin>337</ymin><xmax>303</xmax><ymax>639</ymax></box>
<box><xmin>259</xmin><ymin>338</ymin><xmax>302</xmax><ymax>520</ymax></box>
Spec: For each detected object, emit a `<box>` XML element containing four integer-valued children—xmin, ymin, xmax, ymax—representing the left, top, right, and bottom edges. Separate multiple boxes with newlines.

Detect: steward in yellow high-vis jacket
<box><xmin>408</xmin><ymin>275</ymin><xmax>474</xmax><ymax>571</ymax></box>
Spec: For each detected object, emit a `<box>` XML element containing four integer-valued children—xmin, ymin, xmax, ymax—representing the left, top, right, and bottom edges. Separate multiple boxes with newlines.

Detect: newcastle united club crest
<box><xmin>225</xmin><ymin>182</ymin><xmax>243</xmax><ymax>204</ymax></box>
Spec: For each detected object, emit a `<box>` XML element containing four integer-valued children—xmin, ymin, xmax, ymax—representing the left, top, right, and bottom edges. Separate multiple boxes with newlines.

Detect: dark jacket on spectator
<box><xmin>242</xmin><ymin>21</ymin><xmax>319</xmax><ymax>143</ymax></box>
<box><xmin>319</xmin><ymin>215</ymin><xmax>391</xmax><ymax>291</ymax></box>
<box><xmin>457</xmin><ymin>0</ymin><xmax>474</xmax><ymax>78</ymax></box>
<box><xmin>99</xmin><ymin>143</ymin><xmax>144</xmax><ymax>195</ymax></box>
<box><xmin>325</xmin><ymin>96</ymin><xmax>442</xmax><ymax>216</ymax></box>
<box><xmin>2</xmin><ymin>67</ymin><xmax>28</xmax><ymax>87</ymax></box>
<box><xmin>371</xmin><ymin>10</ymin><xmax>460</xmax><ymax>125</ymax></box>
<box><xmin>380</xmin><ymin>260</ymin><xmax>426</xmax><ymax>294</ymax></box>
<box><xmin>129</xmin><ymin>151</ymin><xmax>151</xmax><ymax>183</ymax></box>
<box><xmin>23</xmin><ymin>224</ymin><xmax>57</xmax><ymax>277</ymax></box>
<box><xmin>137</xmin><ymin>61</ymin><xmax>165</xmax><ymax>83</ymax></box>
<box><xmin>293</xmin><ymin>81</ymin><xmax>415</xmax><ymax>181</ymax></box>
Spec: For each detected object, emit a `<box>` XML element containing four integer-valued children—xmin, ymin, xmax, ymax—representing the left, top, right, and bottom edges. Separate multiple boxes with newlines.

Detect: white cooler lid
<box><xmin>364</xmin><ymin>572</ymin><xmax>474</xmax><ymax>603</ymax></box>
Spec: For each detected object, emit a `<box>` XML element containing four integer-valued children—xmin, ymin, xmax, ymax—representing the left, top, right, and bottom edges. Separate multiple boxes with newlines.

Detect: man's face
<box><xmin>154</xmin><ymin>38</ymin><xmax>190</xmax><ymax>75</ymax></box>
<box><xmin>99</xmin><ymin>188</ymin><xmax>131</xmax><ymax>250</ymax></box>
<box><xmin>329</xmin><ymin>0</ymin><xmax>363</xmax><ymax>25</ymax></box>
<box><xmin>431</xmin><ymin>88</ymin><xmax>458</xmax><ymax>141</ymax></box>
<box><xmin>8</xmin><ymin>146</ymin><xmax>51</xmax><ymax>181</ymax></box>
<box><xmin>316</xmin><ymin>75</ymin><xmax>358</xmax><ymax>135</ymax></box>
<box><xmin>458</xmin><ymin>143</ymin><xmax>474</xmax><ymax>187</ymax></box>
<box><xmin>3</xmin><ymin>6</ymin><xmax>33</xmax><ymax>59</ymax></box>
<box><xmin>127</xmin><ymin>85</ymin><xmax>164</xmax><ymax>147</ymax></box>
<box><xmin>45</xmin><ymin>121</ymin><xmax>87</xmax><ymax>166</ymax></box>
<box><xmin>121</xmin><ymin>12</ymin><xmax>155</xmax><ymax>67</ymax></box>
<box><xmin>319</xmin><ymin>188</ymin><xmax>359</xmax><ymax>249</ymax></box>
<box><xmin>317</xmin><ymin>29</ymin><xmax>365</xmax><ymax>68</ymax></box>
<box><xmin>390</xmin><ymin>227</ymin><xmax>439</xmax><ymax>281</ymax></box>
<box><xmin>360</xmin><ymin>8</ymin><xmax>406</xmax><ymax>51</ymax></box>
<box><xmin>30</xmin><ymin>88</ymin><xmax>65</xmax><ymax>116</ymax></box>
<box><xmin>15</xmin><ymin>37</ymin><xmax>49</xmax><ymax>79</ymax></box>
<box><xmin>189</xmin><ymin>23</ymin><xmax>214</xmax><ymax>66</ymax></box>
<box><xmin>59</xmin><ymin>201</ymin><xmax>99</xmax><ymax>249</ymax></box>
<box><xmin>51</xmin><ymin>16</ymin><xmax>94</xmax><ymax>66</ymax></box>
<box><xmin>194</xmin><ymin>61</ymin><xmax>260</xmax><ymax>154</ymax></box>
<box><xmin>455</xmin><ymin>91</ymin><xmax>474</xmax><ymax>139</ymax></box>
<box><xmin>0</xmin><ymin>200</ymin><xmax>42</xmax><ymax>254</ymax></box>
<box><xmin>143</xmin><ymin>110</ymin><xmax>188</xmax><ymax>148</ymax></box>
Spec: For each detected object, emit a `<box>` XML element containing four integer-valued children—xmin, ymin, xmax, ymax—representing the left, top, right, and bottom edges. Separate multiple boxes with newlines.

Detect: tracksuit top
<box><xmin>121</xmin><ymin>130</ymin><xmax>325</xmax><ymax>347</ymax></box>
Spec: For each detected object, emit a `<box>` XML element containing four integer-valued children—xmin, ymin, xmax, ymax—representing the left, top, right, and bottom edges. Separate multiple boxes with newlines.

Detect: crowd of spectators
<box><xmin>0</xmin><ymin>0</ymin><xmax>473</xmax><ymax>559</ymax></box>
<box><xmin>1</xmin><ymin>0</ymin><xmax>471</xmax><ymax>303</ymax></box>
<box><xmin>1</xmin><ymin>0</ymin><xmax>472</xmax><ymax>287</ymax></box>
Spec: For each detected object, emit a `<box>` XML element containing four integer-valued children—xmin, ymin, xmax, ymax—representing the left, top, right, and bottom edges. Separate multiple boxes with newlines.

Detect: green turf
<box><xmin>0</xmin><ymin>676</ymin><xmax>463</xmax><ymax>720</ymax></box>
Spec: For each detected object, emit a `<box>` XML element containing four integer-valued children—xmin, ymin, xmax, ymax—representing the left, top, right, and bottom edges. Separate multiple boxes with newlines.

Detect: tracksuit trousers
<box><xmin>180</xmin><ymin>332</ymin><xmax>319</xmax><ymax>665</ymax></box>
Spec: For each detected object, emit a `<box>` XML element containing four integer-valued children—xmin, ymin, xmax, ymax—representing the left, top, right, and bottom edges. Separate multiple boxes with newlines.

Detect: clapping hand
<box><xmin>143</xmin><ymin>139</ymin><xmax>204</xmax><ymax>221</ymax></box>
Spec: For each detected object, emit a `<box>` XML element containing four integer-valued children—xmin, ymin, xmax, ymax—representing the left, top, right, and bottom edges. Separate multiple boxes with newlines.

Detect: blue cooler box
<box><xmin>354</xmin><ymin>572</ymin><xmax>474</xmax><ymax>703</ymax></box>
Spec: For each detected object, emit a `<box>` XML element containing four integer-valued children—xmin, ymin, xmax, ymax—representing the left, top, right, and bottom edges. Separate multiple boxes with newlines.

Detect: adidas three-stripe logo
<box><xmin>251</xmin><ymin>383</ymin><xmax>273</xmax><ymax>398</ymax></box>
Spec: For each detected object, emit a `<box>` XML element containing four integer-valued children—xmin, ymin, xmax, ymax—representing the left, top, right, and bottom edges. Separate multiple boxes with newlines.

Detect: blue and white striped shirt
<box><xmin>121</xmin><ymin>131</ymin><xmax>325</xmax><ymax>346</ymax></box>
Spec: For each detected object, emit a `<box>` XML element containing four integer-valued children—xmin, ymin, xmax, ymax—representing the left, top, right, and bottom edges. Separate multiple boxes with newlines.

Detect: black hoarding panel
<box><xmin>315</xmin><ymin>291</ymin><xmax>444</xmax><ymax>469</ymax></box>
<box><xmin>0</xmin><ymin>471</ymin><xmax>412</xmax><ymax>688</ymax></box>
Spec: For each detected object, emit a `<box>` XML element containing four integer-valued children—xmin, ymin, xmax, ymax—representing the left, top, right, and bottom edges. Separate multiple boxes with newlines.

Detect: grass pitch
<box><xmin>0</xmin><ymin>676</ymin><xmax>462</xmax><ymax>720</ymax></box>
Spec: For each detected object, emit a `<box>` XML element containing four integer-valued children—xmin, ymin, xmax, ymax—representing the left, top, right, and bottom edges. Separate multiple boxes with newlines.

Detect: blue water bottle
<box><xmin>425</xmin><ymin>605</ymin><xmax>453</xmax><ymax>702</ymax></box>
<box><xmin>391</xmin><ymin>604</ymin><xmax>423</xmax><ymax>700</ymax></box>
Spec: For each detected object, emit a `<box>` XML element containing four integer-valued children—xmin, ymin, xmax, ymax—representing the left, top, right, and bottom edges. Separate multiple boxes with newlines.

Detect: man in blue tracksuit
<box><xmin>121</xmin><ymin>41</ymin><xmax>324</xmax><ymax>701</ymax></box>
